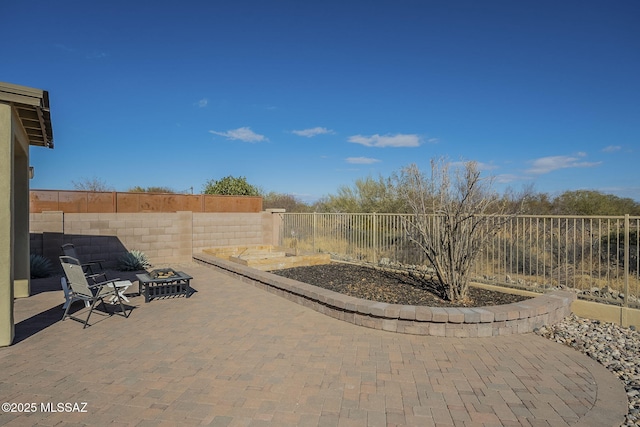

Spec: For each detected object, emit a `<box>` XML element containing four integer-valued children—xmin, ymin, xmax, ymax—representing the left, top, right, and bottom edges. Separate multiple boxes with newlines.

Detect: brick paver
<box><xmin>1</xmin><ymin>263</ymin><xmax>627</xmax><ymax>426</ymax></box>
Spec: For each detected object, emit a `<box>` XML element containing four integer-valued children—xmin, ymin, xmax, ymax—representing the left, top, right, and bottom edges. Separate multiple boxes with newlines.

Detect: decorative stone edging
<box><xmin>194</xmin><ymin>253</ymin><xmax>576</xmax><ymax>337</ymax></box>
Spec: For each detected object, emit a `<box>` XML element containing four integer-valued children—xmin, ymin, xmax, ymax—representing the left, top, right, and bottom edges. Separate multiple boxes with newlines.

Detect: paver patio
<box><xmin>1</xmin><ymin>263</ymin><xmax>627</xmax><ymax>426</ymax></box>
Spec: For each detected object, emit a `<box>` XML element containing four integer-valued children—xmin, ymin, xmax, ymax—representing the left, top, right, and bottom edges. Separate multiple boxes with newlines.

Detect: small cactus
<box><xmin>117</xmin><ymin>250</ymin><xmax>151</xmax><ymax>271</ymax></box>
<box><xmin>30</xmin><ymin>254</ymin><xmax>52</xmax><ymax>278</ymax></box>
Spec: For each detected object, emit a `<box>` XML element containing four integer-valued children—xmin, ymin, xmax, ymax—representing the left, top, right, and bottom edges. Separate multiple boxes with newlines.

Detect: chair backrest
<box><xmin>60</xmin><ymin>256</ymin><xmax>93</xmax><ymax>297</ymax></box>
<box><xmin>61</xmin><ymin>243</ymin><xmax>79</xmax><ymax>259</ymax></box>
<box><xmin>59</xmin><ymin>256</ymin><xmax>114</xmax><ymax>299</ymax></box>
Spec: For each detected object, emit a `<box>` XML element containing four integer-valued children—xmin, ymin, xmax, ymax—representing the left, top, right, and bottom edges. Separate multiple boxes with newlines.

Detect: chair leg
<box><xmin>98</xmin><ymin>296</ymin><xmax>109</xmax><ymax>313</ymax></box>
<box><xmin>62</xmin><ymin>298</ymin><xmax>73</xmax><ymax>321</ymax></box>
<box><xmin>114</xmin><ymin>290</ymin><xmax>131</xmax><ymax>318</ymax></box>
<box><xmin>61</xmin><ymin>277</ymin><xmax>71</xmax><ymax>310</ymax></box>
<box><xmin>84</xmin><ymin>298</ymin><xmax>105</xmax><ymax>329</ymax></box>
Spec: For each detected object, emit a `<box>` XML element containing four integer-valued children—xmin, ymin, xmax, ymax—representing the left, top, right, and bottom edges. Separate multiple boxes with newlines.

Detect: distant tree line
<box><xmin>72</xmin><ymin>172</ymin><xmax>640</xmax><ymax>216</ymax></box>
<box><xmin>128</xmin><ymin>186</ymin><xmax>177</xmax><ymax>193</ymax></box>
<box><xmin>309</xmin><ymin>177</ymin><xmax>640</xmax><ymax>216</ymax></box>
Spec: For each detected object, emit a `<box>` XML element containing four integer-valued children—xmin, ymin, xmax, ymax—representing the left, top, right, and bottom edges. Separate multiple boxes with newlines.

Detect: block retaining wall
<box><xmin>194</xmin><ymin>253</ymin><xmax>576</xmax><ymax>337</ymax></box>
<box><xmin>30</xmin><ymin>211</ymin><xmax>280</xmax><ymax>268</ymax></box>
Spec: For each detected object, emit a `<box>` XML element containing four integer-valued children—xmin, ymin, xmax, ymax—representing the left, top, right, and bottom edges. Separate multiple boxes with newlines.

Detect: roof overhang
<box><xmin>0</xmin><ymin>82</ymin><xmax>54</xmax><ymax>149</ymax></box>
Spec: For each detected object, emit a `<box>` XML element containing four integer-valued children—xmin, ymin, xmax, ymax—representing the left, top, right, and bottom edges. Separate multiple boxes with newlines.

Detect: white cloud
<box><xmin>348</xmin><ymin>133</ymin><xmax>421</xmax><ymax>148</ymax></box>
<box><xmin>602</xmin><ymin>145</ymin><xmax>621</xmax><ymax>152</ymax></box>
<box><xmin>526</xmin><ymin>153</ymin><xmax>601</xmax><ymax>174</ymax></box>
<box><xmin>291</xmin><ymin>127</ymin><xmax>334</xmax><ymax>137</ymax></box>
<box><xmin>477</xmin><ymin>162</ymin><xmax>499</xmax><ymax>171</ymax></box>
<box><xmin>209</xmin><ymin>127</ymin><xmax>267</xmax><ymax>143</ymax></box>
<box><xmin>197</xmin><ymin>98</ymin><xmax>208</xmax><ymax>108</ymax></box>
<box><xmin>346</xmin><ymin>157</ymin><xmax>381</xmax><ymax>164</ymax></box>
<box><xmin>494</xmin><ymin>174</ymin><xmax>532</xmax><ymax>183</ymax></box>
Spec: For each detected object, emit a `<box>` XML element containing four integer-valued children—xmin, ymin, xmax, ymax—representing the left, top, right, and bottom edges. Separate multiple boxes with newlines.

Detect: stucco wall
<box><xmin>30</xmin><ymin>211</ymin><xmax>278</xmax><ymax>268</ymax></box>
<box><xmin>0</xmin><ymin>102</ymin><xmax>14</xmax><ymax>346</ymax></box>
<box><xmin>2</xmin><ymin>100</ymin><xmax>34</xmax><ymax>345</ymax></box>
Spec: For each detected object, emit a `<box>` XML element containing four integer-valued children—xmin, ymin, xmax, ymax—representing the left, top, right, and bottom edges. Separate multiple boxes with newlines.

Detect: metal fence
<box><xmin>279</xmin><ymin>213</ymin><xmax>640</xmax><ymax>308</ymax></box>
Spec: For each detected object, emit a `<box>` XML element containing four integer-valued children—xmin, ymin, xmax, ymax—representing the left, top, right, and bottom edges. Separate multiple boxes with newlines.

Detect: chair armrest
<box><xmin>86</xmin><ymin>272</ymin><xmax>108</xmax><ymax>283</ymax></box>
<box><xmin>81</xmin><ymin>260</ymin><xmax>106</xmax><ymax>275</ymax></box>
<box><xmin>91</xmin><ymin>278</ymin><xmax>132</xmax><ymax>289</ymax></box>
<box><xmin>90</xmin><ymin>278</ymin><xmax>121</xmax><ymax>287</ymax></box>
<box><xmin>81</xmin><ymin>261</ymin><xmax>101</xmax><ymax>266</ymax></box>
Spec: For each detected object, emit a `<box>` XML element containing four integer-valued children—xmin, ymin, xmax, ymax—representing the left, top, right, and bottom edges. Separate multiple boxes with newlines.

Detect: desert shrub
<box><xmin>314</xmin><ymin>175</ymin><xmax>408</xmax><ymax>213</ymax></box>
<box><xmin>263</xmin><ymin>192</ymin><xmax>312</xmax><ymax>212</ymax></box>
<box><xmin>128</xmin><ymin>186</ymin><xmax>176</xmax><ymax>193</ymax></box>
<box><xmin>117</xmin><ymin>250</ymin><xmax>151</xmax><ymax>271</ymax></box>
<box><xmin>203</xmin><ymin>176</ymin><xmax>260</xmax><ymax>196</ymax></box>
<box><xmin>30</xmin><ymin>254</ymin><xmax>52</xmax><ymax>278</ymax></box>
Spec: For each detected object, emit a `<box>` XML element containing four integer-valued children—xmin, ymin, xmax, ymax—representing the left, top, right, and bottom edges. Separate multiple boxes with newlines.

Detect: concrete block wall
<box><xmin>63</xmin><ymin>212</ymin><xmax>193</xmax><ymax>265</ymax></box>
<box><xmin>192</xmin><ymin>212</ymin><xmax>275</xmax><ymax>253</ymax></box>
<box><xmin>29</xmin><ymin>211</ymin><xmax>64</xmax><ymax>263</ymax></box>
<box><xmin>30</xmin><ymin>211</ymin><xmax>276</xmax><ymax>269</ymax></box>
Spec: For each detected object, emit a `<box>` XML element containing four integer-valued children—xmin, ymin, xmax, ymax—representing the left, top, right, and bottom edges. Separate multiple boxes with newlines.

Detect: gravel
<box><xmin>536</xmin><ymin>315</ymin><xmax>640</xmax><ymax>426</ymax></box>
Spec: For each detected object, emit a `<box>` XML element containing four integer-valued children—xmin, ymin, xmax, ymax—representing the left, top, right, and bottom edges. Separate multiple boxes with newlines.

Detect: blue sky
<box><xmin>3</xmin><ymin>0</ymin><xmax>639</xmax><ymax>202</ymax></box>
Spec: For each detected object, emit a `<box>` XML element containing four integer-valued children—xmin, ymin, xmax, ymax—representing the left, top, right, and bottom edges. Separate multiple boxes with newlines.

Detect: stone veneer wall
<box><xmin>30</xmin><ymin>211</ymin><xmax>279</xmax><ymax>268</ymax></box>
<box><xmin>194</xmin><ymin>252</ymin><xmax>576</xmax><ymax>337</ymax></box>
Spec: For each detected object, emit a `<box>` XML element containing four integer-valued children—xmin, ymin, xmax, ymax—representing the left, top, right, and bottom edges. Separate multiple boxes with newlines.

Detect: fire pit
<box><xmin>137</xmin><ymin>269</ymin><xmax>193</xmax><ymax>303</ymax></box>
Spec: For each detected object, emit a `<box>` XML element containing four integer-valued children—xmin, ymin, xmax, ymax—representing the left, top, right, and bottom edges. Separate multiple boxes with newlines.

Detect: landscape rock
<box><xmin>536</xmin><ymin>314</ymin><xmax>640</xmax><ymax>426</ymax></box>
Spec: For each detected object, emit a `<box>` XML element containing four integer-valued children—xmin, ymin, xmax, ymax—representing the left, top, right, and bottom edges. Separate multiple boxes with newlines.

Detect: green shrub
<box><xmin>202</xmin><ymin>175</ymin><xmax>261</xmax><ymax>196</ymax></box>
<box><xmin>117</xmin><ymin>250</ymin><xmax>151</xmax><ymax>271</ymax></box>
<box><xmin>30</xmin><ymin>254</ymin><xmax>52</xmax><ymax>278</ymax></box>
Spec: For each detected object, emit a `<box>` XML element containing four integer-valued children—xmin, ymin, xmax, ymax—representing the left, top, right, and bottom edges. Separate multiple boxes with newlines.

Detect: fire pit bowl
<box><xmin>149</xmin><ymin>268</ymin><xmax>178</xmax><ymax>280</ymax></box>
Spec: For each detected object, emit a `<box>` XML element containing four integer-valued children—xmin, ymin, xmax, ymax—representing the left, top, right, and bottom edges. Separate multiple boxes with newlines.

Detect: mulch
<box><xmin>270</xmin><ymin>262</ymin><xmax>530</xmax><ymax>307</ymax></box>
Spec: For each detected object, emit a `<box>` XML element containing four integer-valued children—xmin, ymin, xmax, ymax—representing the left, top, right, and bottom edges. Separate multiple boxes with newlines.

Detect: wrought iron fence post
<box><xmin>372</xmin><ymin>213</ymin><xmax>377</xmax><ymax>265</ymax></box>
<box><xmin>624</xmin><ymin>214</ymin><xmax>630</xmax><ymax>307</ymax></box>
<box><xmin>313</xmin><ymin>212</ymin><xmax>317</xmax><ymax>253</ymax></box>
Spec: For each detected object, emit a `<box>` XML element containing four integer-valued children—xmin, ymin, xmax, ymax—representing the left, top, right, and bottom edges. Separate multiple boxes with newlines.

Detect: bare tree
<box><xmin>71</xmin><ymin>177</ymin><xmax>114</xmax><ymax>192</ymax></box>
<box><xmin>395</xmin><ymin>159</ymin><xmax>524</xmax><ymax>302</ymax></box>
<box><xmin>128</xmin><ymin>186</ymin><xmax>176</xmax><ymax>193</ymax></box>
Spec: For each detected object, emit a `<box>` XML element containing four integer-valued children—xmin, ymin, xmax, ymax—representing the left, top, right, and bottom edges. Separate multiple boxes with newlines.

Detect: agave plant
<box><xmin>30</xmin><ymin>254</ymin><xmax>52</xmax><ymax>278</ymax></box>
<box><xmin>117</xmin><ymin>250</ymin><xmax>151</xmax><ymax>271</ymax></box>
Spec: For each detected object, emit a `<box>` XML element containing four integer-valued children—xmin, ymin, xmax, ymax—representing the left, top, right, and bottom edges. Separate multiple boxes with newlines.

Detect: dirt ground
<box><xmin>271</xmin><ymin>262</ymin><xmax>530</xmax><ymax>307</ymax></box>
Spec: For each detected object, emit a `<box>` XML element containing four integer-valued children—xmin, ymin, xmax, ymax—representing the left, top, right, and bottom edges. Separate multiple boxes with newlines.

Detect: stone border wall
<box><xmin>194</xmin><ymin>253</ymin><xmax>576</xmax><ymax>337</ymax></box>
